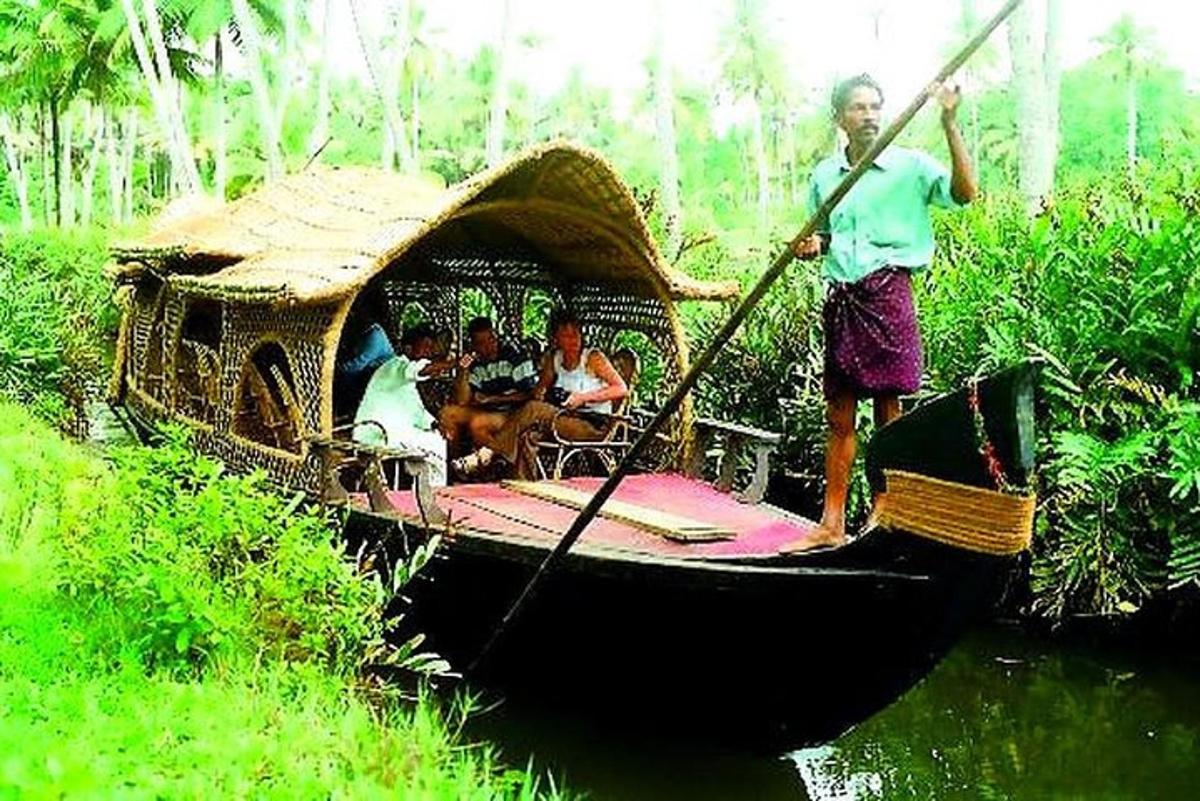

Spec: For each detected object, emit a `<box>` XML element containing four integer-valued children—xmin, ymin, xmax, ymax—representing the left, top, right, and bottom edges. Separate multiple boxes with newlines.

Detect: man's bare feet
<box><xmin>778</xmin><ymin>520</ymin><xmax>847</xmax><ymax>554</ymax></box>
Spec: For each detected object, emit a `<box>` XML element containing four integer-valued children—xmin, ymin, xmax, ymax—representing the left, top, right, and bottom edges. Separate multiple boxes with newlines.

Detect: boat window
<box><xmin>460</xmin><ymin>287</ymin><xmax>497</xmax><ymax>332</ymax></box>
<box><xmin>174</xmin><ymin>299</ymin><xmax>223</xmax><ymax>424</ymax></box>
<box><xmin>399</xmin><ymin>300</ymin><xmax>428</xmax><ymax>332</ymax></box>
<box><xmin>233</xmin><ymin>342</ymin><xmax>304</xmax><ymax>454</ymax></box>
<box><xmin>522</xmin><ymin>288</ymin><xmax>556</xmax><ymax>340</ymax></box>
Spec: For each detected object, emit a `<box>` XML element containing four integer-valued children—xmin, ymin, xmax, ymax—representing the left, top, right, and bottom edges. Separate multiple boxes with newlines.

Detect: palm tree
<box><xmin>230</xmin><ymin>0</ymin><xmax>290</xmax><ymax>179</ymax></box>
<box><xmin>350</xmin><ymin>0</ymin><xmax>413</xmax><ymax>173</ymax></box>
<box><xmin>485</xmin><ymin>0</ymin><xmax>513</xmax><ymax>167</ymax></box>
<box><xmin>118</xmin><ymin>0</ymin><xmax>202</xmax><ymax>195</ymax></box>
<box><xmin>718</xmin><ymin>0</ymin><xmax>786</xmax><ymax>230</ymax></box>
<box><xmin>0</xmin><ymin>95</ymin><xmax>34</xmax><ymax>230</ymax></box>
<box><xmin>650</xmin><ymin>0</ymin><xmax>682</xmax><ymax>260</ymax></box>
<box><xmin>178</xmin><ymin>0</ymin><xmax>285</xmax><ymax>193</ymax></box>
<box><xmin>945</xmin><ymin>0</ymin><xmax>1001</xmax><ymax>167</ymax></box>
<box><xmin>401</xmin><ymin>1</ymin><xmax>441</xmax><ymax>170</ymax></box>
<box><xmin>1007</xmin><ymin>0</ymin><xmax>1061</xmax><ymax>215</ymax></box>
<box><xmin>0</xmin><ymin>0</ymin><xmax>88</xmax><ymax>224</ymax></box>
<box><xmin>306</xmin><ymin>0</ymin><xmax>333</xmax><ymax>163</ymax></box>
<box><xmin>1096</xmin><ymin>13</ymin><xmax>1154</xmax><ymax>172</ymax></box>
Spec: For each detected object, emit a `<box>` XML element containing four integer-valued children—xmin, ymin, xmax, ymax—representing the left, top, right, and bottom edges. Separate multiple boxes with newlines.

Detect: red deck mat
<box><xmin>376</xmin><ymin>473</ymin><xmax>816</xmax><ymax>559</ymax></box>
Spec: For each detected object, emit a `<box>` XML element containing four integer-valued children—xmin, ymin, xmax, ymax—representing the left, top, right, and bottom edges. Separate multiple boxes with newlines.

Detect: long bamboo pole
<box><xmin>469</xmin><ymin>0</ymin><xmax>1023</xmax><ymax>675</ymax></box>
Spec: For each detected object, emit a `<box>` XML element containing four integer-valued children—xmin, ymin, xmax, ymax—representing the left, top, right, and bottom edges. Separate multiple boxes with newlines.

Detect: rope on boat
<box><xmin>874</xmin><ymin>470</ymin><xmax>1035</xmax><ymax>556</ymax></box>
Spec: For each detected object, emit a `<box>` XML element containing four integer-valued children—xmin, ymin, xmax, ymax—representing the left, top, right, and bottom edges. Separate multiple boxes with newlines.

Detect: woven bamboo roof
<box><xmin>109</xmin><ymin>141</ymin><xmax>739</xmax><ymax>306</ymax></box>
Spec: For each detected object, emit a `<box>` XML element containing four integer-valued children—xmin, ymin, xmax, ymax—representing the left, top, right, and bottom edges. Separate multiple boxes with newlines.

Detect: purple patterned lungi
<box><xmin>822</xmin><ymin>267</ymin><xmax>923</xmax><ymax>400</ymax></box>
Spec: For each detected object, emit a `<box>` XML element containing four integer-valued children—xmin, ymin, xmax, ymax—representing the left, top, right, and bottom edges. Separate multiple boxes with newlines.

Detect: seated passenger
<box><xmin>353</xmin><ymin>324</ymin><xmax>455</xmax><ymax>486</ymax></box>
<box><xmin>453</xmin><ymin>309</ymin><xmax>628</xmax><ymax>479</ymax></box>
<box><xmin>334</xmin><ymin>319</ymin><xmax>396</xmax><ymax>421</ymax></box>
<box><xmin>438</xmin><ymin>316</ymin><xmax>537</xmax><ymax>452</ymax></box>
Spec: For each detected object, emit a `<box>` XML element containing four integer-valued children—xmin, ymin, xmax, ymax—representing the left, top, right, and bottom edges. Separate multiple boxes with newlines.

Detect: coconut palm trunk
<box><xmin>0</xmin><ymin>113</ymin><xmax>33</xmax><ymax>231</ymax></box>
<box><xmin>1124</xmin><ymin>53</ymin><xmax>1137</xmax><ymax>170</ymax></box>
<box><xmin>214</xmin><ymin>32</ymin><xmax>227</xmax><ymax>199</ymax></box>
<box><xmin>1007</xmin><ymin>0</ymin><xmax>1056</xmax><ymax>216</ymax></box>
<box><xmin>80</xmin><ymin>108</ymin><xmax>104</xmax><ymax>226</ymax></box>
<box><xmin>307</xmin><ymin>0</ymin><xmax>334</xmax><ymax>162</ymax></box>
<box><xmin>349</xmin><ymin>0</ymin><xmax>409</xmax><ymax>173</ymax></box>
<box><xmin>231</xmin><ymin>0</ymin><xmax>284</xmax><ymax>179</ymax></box>
<box><xmin>652</xmin><ymin>0</ymin><xmax>682</xmax><ymax>261</ymax></box>
<box><xmin>122</xmin><ymin>109</ymin><xmax>138</xmax><ymax>222</ymax></box>
<box><xmin>60</xmin><ymin>105</ymin><xmax>75</xmax><ymax>227</ymax></box>
<box><xmin>486</xmin><ymin>0</ymin><xmax>513</xmax><ymax>167</ymax></box>
<box><xmin>750</xmin><ymin>92</ymin><xmax>769</xmax><ymax>230</ymax></box>
<box><xmin>120</xmin><ymin>0</ymin><xmax>200</xmax><ymax>195</ymax></box>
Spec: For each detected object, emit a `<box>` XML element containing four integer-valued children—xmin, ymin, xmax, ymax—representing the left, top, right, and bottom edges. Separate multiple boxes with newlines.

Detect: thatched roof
<box><xmin>109</xmin><ymin>141</ymin><xmax>739</xmax><ymax>306</ymax></box>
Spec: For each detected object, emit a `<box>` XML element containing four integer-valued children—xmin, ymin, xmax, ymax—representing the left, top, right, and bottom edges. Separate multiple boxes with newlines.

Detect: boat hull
<box><xmin>368</xmin><ymin>517</ymin><xmax>1014</xmax><ymax>747</ymax></box>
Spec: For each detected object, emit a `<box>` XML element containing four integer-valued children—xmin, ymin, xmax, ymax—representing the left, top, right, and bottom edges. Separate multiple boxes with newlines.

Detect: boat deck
<box><xmin>365</xmin><ymin>473</ymin><xmax>819</xmax><ymax>561</ymax></box>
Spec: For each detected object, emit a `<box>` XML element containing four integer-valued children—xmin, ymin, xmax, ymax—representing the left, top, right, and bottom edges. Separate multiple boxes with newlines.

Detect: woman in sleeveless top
<box><xmin>452</xmin><ymin>309</ymin><xmax>628</xmax><ymax>479</ymax></box>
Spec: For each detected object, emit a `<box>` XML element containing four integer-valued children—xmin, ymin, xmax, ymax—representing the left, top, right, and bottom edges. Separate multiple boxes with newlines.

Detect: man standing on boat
<box><xmin>785</xmin><ymin>73</ymin><xmax>977</xmax><ymax>551</ymax></box>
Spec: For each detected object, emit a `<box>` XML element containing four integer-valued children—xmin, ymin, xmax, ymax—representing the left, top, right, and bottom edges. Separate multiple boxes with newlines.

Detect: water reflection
<box><xmin>791</xmin><ymin>625</ymin><xmax>1200</xmax><ymax>800</ymax></box>
<box><xmin>474</xmin><ymin>624</ymin><xmax>1200</xmax><ymax>800</ymax></box>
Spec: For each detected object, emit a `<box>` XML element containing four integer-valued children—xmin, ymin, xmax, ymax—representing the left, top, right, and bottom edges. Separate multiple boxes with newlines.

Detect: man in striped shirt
<box><xmin>438</xmin><ymin>316</ymin><xmax>537</xmax><ymax>454</ymax></box>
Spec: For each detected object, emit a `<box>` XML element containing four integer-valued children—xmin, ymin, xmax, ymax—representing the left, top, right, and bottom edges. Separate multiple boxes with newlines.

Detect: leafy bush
<box><xmin>921</xmin><ymin>168</ymin><xmax>1200</xmax><ymax>616</ymax></box>
<box><xmin>3</xmin><ymin>403</ymin><xmax>379</xmax><ymax>674</ymax></box>
<box><xmin>0</xmin><ymin>402</ymin><xmax>566</xmax><ymax>797</ymax></box>
<box><xmin>0</xmin><ymin>231</ymin><xmax>115</xmax><ymax>435</ymax></box>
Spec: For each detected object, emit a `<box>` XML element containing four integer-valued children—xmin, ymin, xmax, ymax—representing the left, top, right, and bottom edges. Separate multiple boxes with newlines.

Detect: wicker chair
<box><xmin>533</xmin><ymin>347</ymin><xmax>640</xmax><ymax>480</ymax></box>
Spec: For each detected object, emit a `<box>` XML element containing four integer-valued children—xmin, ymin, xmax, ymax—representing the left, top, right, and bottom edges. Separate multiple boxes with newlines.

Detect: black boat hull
<box><xmin>376</xmin><ymin>521</ymin><xmax>1015</xmax><ymax>747</ymax></box>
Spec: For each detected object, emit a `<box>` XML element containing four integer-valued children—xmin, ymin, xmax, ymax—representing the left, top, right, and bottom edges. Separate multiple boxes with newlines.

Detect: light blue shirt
<box><xmin>808</xmin><ymin>145</ymin><xmax>963</xmax><ymax>284</ymax></box>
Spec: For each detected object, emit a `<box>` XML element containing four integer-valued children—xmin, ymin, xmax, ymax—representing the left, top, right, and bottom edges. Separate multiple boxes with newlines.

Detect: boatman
<box><xmin>783</xmin><ymin>73</ymin><xmax>977</xmax><ymax>552</ymax></box>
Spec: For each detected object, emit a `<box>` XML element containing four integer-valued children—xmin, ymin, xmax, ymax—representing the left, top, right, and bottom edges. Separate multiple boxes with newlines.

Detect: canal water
<box><xmin>470</xmin><ymin>622</ymin><xmax>1200</xmax><ymax>799</ymax></box>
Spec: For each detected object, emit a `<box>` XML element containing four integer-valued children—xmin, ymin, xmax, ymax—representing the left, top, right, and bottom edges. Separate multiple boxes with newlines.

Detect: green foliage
<box><xmin>916</xmin><ymin>168</ymin><xmax>1200</xmax><ymax>617</ymax></box>
<box><xmin>2</xmin><ymin>402</ymin><xmax>367</xmax><ymax>675</ymax></box>
<box><xmin>0</xmin><ymin>402</ymin><xmax>566</xmax><ymax>798</ymax></box>
<box><xmin>0</xmin><ymin>230</ymin><xmax>115</xmax><ymax>432</ymax></box>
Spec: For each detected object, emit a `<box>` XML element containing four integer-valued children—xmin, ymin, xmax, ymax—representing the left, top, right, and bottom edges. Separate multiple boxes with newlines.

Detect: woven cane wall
<box><xmin>211</xmin><ymin>302</ymin><xmax>338</xmax><ymax>492</ymax></box>
<box><xmin>121</xmin><ymin>277</ymin><xmax>334</xmax><ymax>494</ymax></box>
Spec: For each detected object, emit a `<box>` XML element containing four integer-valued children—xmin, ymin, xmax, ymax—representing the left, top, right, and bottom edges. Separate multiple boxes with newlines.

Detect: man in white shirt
<box><xmin>353</xmin><ymin>324</ymin><xmax>455</xmax><ymax>486</ymax></box>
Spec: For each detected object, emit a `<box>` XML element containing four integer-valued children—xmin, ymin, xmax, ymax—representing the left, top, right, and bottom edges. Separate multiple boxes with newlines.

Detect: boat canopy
<box><xmin>109</xmin><ymin>141</ymin><xmax>739</xmax><ymax>308</ymax></box>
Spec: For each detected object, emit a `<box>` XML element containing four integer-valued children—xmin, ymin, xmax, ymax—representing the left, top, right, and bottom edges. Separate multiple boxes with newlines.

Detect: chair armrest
<box><xmin>694</xmin><ymin>417</ymin><xmax>783</xmax><ymax>445</ymax></box>
<box><xmin>330</xmin><ymin>419</ymin><xmax>388</xmax><ymax>442</ymax></box>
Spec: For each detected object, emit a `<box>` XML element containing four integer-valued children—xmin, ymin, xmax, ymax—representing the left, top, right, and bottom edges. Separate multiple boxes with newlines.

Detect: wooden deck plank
<box><xmin>501</xmin><ymin>479</ymin><xmax>735</xmax><ymax>541</ymax></box>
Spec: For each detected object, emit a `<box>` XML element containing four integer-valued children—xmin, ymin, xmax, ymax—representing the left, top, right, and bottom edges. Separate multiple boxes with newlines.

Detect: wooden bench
<box><xmin>688</xmin><ymin>417</ymin><xmax>782</xmax><ymax>504</ymax></box>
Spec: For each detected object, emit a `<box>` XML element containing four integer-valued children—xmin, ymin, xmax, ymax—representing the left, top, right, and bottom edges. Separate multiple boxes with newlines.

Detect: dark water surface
<box><xmin>469</xmin><ymin>623</ymin><xmax>1200</xmax><ymax>800</ymax></box>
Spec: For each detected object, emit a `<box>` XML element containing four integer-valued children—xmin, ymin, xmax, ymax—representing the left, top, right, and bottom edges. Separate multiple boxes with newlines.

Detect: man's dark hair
<box><xmin>548</xmin><ymin>307</ymin><xmax>581</xmax><ymax>335</ymax></box>
<box><xmin>467</xmin><ymin>316</ymin><xmax>494</xmax><ymax>337</ymax></box>
<box><xmin>831</xmin><ymin>73</ymin><xmax>884</xmax><ymax>115</ymax></box>
<box><xmin>400</xmin><ymin>322</ymin><xmax>436</xmax><ymax>349</ymax></box>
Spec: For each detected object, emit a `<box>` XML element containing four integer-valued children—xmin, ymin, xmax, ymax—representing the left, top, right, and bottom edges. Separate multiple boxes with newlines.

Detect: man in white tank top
<box><xmin>452</xmin><ymin>309</ymin><xmax>628</xmax><ymax>479</ymax></box>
